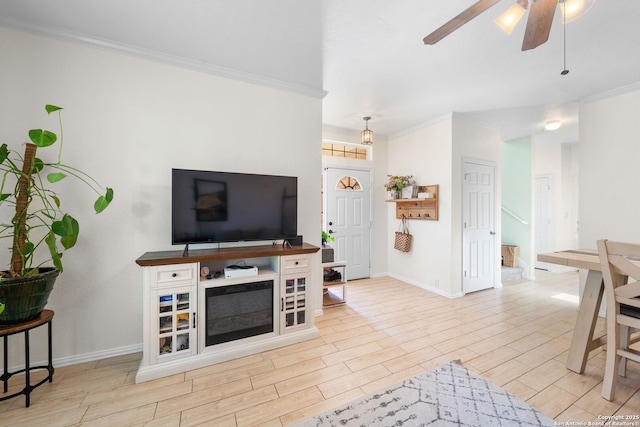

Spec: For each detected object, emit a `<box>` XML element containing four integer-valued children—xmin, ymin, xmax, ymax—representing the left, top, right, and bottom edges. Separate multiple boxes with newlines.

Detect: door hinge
<box><xmin>464</xmin><ymin>270</ymin><xmax>467</xmax><ymax>277</ymax></box>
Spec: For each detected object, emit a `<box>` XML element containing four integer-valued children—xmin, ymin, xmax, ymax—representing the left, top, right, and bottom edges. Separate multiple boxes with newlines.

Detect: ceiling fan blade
<box><xmin>423</xmin><ymin>0</ymin><xmax>502</xmax><ymax>45</ymax></box>
<box><xmin>521</xmin><ymin>0</ymin><xmax>558</xmax><ymax>51</ymax></box>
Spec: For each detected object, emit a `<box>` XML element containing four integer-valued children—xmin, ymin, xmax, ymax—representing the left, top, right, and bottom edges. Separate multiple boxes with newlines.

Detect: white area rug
<box><xmin>292</xmin><ymin>360</ymin><xmax>555</xmax><ymax>426</ymax></box>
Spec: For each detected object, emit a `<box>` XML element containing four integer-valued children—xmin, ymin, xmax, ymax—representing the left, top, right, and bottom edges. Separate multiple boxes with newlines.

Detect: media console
<box><xmin>135</xmin><ymin>243</ymin><xmax>320</xmax><ymax>383</ymax></box>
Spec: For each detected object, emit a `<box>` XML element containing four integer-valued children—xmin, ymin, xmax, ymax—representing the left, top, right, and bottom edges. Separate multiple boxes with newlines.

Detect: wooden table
<box><xmin>537</xmin><ymin>250</ymin><xmax>605</xmax><ymax>374</ymax></box>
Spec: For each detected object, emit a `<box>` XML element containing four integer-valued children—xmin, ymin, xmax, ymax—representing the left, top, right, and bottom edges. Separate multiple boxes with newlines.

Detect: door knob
<box><xmin>490</xmin><ymin>231</ymin><xmax>496</xmax><ymax>235</ymax></box>
<box><xmin>328</xmin><ymin>229</ymin><xmax>335</xmax><ymax>234</ymax></box>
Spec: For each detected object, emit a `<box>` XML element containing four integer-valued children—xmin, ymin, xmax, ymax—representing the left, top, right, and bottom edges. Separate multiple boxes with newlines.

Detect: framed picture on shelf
<box><xmin>401</xmin><ymin>185</ymin><xmax>417</xmax><ymax>199</ymax></box>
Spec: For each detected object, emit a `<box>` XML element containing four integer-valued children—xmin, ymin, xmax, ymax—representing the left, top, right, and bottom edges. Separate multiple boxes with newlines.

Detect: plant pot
<box><xmin>322</xmin><ymin>246</ymin><xmax>334</xmax><ymax>263</ymax></box>
<box><xmin>0</xmin><ymin>268</ymin><xmax>59</xmax><ymax>325</ymax></box>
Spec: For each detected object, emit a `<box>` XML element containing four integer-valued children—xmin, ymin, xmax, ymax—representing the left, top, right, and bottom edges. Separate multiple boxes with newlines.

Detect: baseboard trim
<box><xmin>55</xmin><ymin>343</ymin><xmax>143</xmax><ymax>368</ymax></box>
<box><xmin>7</xmin><ymin>343</ymin><xmax>143</xmax><ymax>373</ymax></box>
<box><xmin>388</xmin><ymin>273</ymin><xmax>463</xmax><ymax>299</ymax></box>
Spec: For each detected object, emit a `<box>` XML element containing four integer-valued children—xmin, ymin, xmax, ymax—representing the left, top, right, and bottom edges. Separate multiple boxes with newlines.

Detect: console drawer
<box><xmin>281</xmin><ymin>255</ymin><xmax>310</xmax><ymax>273</ymax></box>
<box><xmin>153</xmin><ymin>264</ymin><xmax>197</xmax><ymax>288</ymax></box>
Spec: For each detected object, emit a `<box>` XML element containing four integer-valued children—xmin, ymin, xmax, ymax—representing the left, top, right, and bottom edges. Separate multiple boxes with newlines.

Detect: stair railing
<box><xmin>501</xmin><ymin>206</ymin><xmax>528</xmax><ymax>225</ymax></box>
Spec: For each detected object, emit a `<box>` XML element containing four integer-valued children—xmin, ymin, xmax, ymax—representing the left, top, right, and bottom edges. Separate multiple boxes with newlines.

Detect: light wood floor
<box><xmin>2</xmin><ymin>270</ymin><xmax>640</xmax><ymax>426</ymax></box>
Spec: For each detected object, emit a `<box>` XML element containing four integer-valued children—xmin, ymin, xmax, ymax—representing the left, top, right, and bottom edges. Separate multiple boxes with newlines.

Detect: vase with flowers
<box><xmin>385</xmin><ymin>175</ymin><xmax>414</xmax><ymax>199</ymax></box>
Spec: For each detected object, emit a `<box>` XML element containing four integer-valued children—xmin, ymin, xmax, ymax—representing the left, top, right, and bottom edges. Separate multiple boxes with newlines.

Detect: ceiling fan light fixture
<box><xmin>559</xmin><ymin>0</ymin><xmax>596</xmax><ymax>24</ymax></box>
<box><xmin>494</xmin><ymin>3</ymin><xmax>527</xmax><ymax>35</ymax></box>
<box><xmin>544</xmin><ymin>120</ymin><xmax>562</xmax><ymax>131</ymax></box>
<box><xmin>361</xmin><ymin>116</ymin><xmax>373</xmax><ymax>145</ymax></box>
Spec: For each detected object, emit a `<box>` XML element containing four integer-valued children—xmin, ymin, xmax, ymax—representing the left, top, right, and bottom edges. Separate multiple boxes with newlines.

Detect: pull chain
<box><xmin>561</xmin><ymin>0</ymin><xmax>569</xmax><ymax>75</ymax></box>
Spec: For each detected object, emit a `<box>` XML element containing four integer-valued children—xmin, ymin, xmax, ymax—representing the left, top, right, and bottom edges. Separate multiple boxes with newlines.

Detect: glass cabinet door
<box><xmin>282</xmin><ymin>276</ymin><xmax>307</xmax><ymax>330</ymax></box>
<box><xmin>157</xmin><ymin>291</ymin><xmax>193</xmax><ymax>358</ymax></box>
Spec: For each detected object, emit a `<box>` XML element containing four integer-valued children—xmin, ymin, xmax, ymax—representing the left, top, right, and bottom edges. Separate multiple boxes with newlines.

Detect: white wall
<box><xmin>579</xmin><ymin>86</ymin><xmax>640</xmax><ymax>247</ymax></box>
<box><xmin>387</xmin><ymin>117</ymin><xmax>453</xmax><ymax>294</ymax></box>
<box><xmin>0</xmin><ymin>27</ymin><xmax>323</xmax><ymax>364</ymax></box>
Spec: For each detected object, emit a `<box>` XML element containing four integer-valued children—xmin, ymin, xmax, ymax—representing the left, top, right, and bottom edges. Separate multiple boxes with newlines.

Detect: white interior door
<box><xmin>534</xmin><ymin>175</ymin><xmax>551</xmax><ymax>270</ymax></box>
<box><xmin>462</xmin><ymin>160</ymin><xmax>496</xmax><ymax>293</ymax></box>
<box><xmin>324</xmin><ymin>168</ymin><xmax>371</xmax><ymax>280</ymax></box>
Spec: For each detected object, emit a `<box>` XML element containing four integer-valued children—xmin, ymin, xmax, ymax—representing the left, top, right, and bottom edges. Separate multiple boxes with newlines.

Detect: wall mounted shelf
<box><xmin>386</xmin><ymin>184</ymin><xmax>439</xmax><ymax>221</ymax></box>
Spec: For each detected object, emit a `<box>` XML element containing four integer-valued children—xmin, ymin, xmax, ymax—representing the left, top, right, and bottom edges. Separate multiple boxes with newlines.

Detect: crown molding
<box><xmin>0</xmin><ymin>18</ymin><xmax>328</xmax><ymax>99</ymax></box>
<box><xmin>389</xmin><ymin>113</ymin><xmax>453</xmax><ymax>139</ymax></box>
<box><xmin>581</xmin><ymin>81</ymin><xmax>640</xmax><ymax>104</ymax></box>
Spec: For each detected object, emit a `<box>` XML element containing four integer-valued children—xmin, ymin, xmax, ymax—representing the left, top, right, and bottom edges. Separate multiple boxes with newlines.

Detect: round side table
<box><xmin>0</xmin><ymin>309</ymin><xmax>54</xmax><ymax>407</ymax></box>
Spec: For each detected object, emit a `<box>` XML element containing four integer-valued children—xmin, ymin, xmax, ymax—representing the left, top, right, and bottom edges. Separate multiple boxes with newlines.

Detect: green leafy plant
<box><xmin>385</xmin><ymin>175</ymin><xmax>414</xmax><ymax>191</ymax></box>
<box><xmin>322</xmin><ymin>231</ymin><xmax>335</xmax><ymax>246</ymax></box>
<box><xmin>0</xmin><ymin>105</ymin><xmax>113</xmax><ymax>277</ymax></box>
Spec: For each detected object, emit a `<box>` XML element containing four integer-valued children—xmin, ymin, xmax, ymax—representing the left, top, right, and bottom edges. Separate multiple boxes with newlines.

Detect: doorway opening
<box><xmin>323</xmin><ymin>167</ymin><xmax>372</xmax><ymax>280</ymax></box>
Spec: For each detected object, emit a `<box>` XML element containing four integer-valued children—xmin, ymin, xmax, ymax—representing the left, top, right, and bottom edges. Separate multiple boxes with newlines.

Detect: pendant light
<box><xmin>361</xmin><ymin>116</ymin><xmax>373</xmax><ymax>145</ymax></box>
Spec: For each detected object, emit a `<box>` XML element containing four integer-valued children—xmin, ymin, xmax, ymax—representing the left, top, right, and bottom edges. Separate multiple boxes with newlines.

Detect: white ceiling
<box><xmin>2</xmin><ymin>0</ymin><xmax>640</xmax><ymax>142</ymax></box>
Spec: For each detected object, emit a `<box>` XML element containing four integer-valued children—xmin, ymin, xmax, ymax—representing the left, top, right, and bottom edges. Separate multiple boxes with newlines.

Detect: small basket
<box><xmin>394</xmin><ymin>215</ymin><xmax>412</xmax><ymax>252</ymax></box>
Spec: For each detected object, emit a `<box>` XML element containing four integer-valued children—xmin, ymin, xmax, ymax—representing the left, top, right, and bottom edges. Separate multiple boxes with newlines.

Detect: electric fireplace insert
<box><xmin>205</xmin><ymin>280</ymin><xmax>274</xmax><ymax>346</ymax></box>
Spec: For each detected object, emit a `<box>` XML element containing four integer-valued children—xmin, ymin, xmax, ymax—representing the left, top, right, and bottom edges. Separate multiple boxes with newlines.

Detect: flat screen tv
<box><xmin>171</xmin><ymin>168</ymin><xmax>297</xmax><ymax>245</ymax></box>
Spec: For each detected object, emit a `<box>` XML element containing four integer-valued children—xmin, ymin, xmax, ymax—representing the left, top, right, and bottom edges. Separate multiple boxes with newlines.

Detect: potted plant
<box><xmin>321</xmin><ymin>231</ymin><xmax>335</xmax><ymax>263</ymax></box>
<box><xmin>0</xmin><ymin>105</ymin><xmax>113</xmax><ymax>324</ymax></box>
<box><xmin>385</xmin><ymin>175</ymin><xmax>414</xmax><ymax>199</ymax></box>
<box><xmin>321</xmin><ymin>230</ymin><xmax>335</xmax><ymax>247</ymax></box>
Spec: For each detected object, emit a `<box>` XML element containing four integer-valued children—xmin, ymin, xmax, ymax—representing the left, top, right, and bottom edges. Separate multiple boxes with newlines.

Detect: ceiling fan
<box><xmin>423</xmin><ymin>0</ymin><xmax>559</xmax><ymax>51</ymax></box>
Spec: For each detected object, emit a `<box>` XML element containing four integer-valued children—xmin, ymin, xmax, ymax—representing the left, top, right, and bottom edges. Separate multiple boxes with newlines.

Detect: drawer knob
<box><xmin>295</xmin><ymin>261</ymin><xmax>299</xmax><ymax>265</ymax></box>
<box><xmin>172</xmin><ymin>273</ymin><xmax>177</xmax><ymax>278</ymax></box>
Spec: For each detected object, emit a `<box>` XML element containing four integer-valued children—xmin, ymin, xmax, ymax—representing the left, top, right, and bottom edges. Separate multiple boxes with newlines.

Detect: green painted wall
<box><xmin>501</xmin><ymin>138</ymin><xmax>532</xmax><ymax>269</ymax></box>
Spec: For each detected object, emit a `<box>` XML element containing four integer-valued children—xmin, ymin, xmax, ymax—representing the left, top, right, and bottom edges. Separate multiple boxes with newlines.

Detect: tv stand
<box><xmin>181</xmin><ymin>244</ymin><xmax>189</xmax><ymax>257</ymax></box>
<box><xmin>135</xmin><ymin>243</ymin><xmax>320</xmax><ymax>383</ymax></box>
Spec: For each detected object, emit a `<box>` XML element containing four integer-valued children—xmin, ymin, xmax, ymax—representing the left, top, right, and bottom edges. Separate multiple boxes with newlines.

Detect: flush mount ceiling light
<box><xmin>545</xmin><ymin>120</ymin><xmax>562</xmax><ymax>131</ymax></box>
<box><xmin>361</xmin><ymin>116</ymin><xmax>373</xmax><ymax>145</ymax></box>
<box><xmin>494</xmin><ymin>1</ymin><xmax>527</xmax><ymax>35</ymax></box>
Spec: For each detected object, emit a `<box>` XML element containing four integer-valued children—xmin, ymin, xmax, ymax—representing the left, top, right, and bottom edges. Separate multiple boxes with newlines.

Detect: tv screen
<box><xmin>172</xmin><ymin>169</ymin><xmax>297</xmax><ymax>245</ymax></box>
